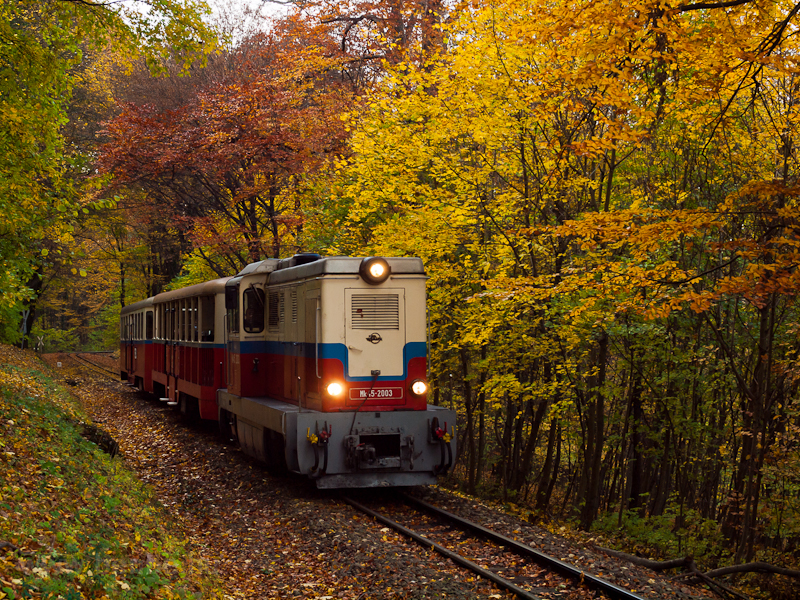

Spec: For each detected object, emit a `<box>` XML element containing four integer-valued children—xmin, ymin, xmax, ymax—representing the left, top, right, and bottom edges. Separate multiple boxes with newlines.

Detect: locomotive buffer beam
<box><xmin>217</xmin><ymin>389</ymin><xmax>456</xmax><ymax>489</ymax></box>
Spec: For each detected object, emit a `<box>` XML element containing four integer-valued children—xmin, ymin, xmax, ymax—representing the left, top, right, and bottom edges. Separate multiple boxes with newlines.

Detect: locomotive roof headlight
<box><xmin>359</xmin><ymin>257</ymin><xmax>391</xmax><ymax>284</ymax></box>
<box><xmin>410</xmin><ymin>379</ymin><xmax>428</xmax><ymax>396</ymax></box>
<box><xmin>369</xmin><ymin>261</ymin><xmax>385</xmax><ymax>279</ymax></box>
<box><xmin>326</xmin><ymin>382</ymin><xmax>344</xmax><ymax>397</ymax></box>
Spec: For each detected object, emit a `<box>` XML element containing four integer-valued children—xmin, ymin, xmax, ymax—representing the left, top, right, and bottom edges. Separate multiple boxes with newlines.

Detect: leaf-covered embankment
<box><xmin>0</xmin><ymin>345</ymin><xmax>223</xmax><ymax>599</ymax></box>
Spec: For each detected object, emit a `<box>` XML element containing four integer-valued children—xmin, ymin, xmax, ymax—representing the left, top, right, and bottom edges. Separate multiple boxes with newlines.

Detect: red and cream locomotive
<box><xmin>120</xmin><ymin>254</ymin><xmax>456</xmax><ymax>488</ymax></box>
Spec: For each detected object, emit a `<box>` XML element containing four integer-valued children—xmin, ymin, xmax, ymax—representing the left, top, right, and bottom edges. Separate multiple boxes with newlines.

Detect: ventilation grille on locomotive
<box><xmin>351</xmin><ymin>294</ymin><xmax>399</xmax><ymax>329</ymax></box>
<box><xmin>268</xmin><ymin>291</ymin><xmax>284</xmax><ymax>330</ymax></box>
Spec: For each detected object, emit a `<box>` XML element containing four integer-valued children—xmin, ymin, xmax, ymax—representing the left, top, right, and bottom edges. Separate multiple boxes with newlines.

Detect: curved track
<box><xmin>342</xmin><ymin>493</ymin><xmax>647</xmax><ymax>600</ymax></box>
<box><xmin>70</xmin><ymin>352</ymin><xmax>119</xmax><ymax>379</ymax></box>
<box><xmin>65</xmin><ymin>355</ymin><xmax>655</xmax><ymax>600</ymax></box>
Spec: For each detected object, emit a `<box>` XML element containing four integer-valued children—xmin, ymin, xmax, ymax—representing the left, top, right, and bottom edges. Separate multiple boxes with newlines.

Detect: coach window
<box><xmin>180</xmin><ymin>300</ymin><xmax>186</xmax><ymax>341</ymax></box>
<box><xmin>190</xmin><ymin>297</ymin><xmax>198</xmax><ymax>341</ymax></box>
<box><xmin>201</xmin><ymin>296</ymin><xmax>214</xmax><ymax>341</ymax></box>
<box><xmin>194</xmin><ymin>298</ymin><xmax>199</xmax><ymax>341</ymax></box>
<box><xmin>189</xmin><ymin>299</ymin><xmax>195</xmax><ymax>341</ymax></box>
<box><xmin>243</xmin><ymin>287</ymin><xmax>265</xmax><ymax>333</ymax></box>
<box><xmin>146</xmin><ymin>311</ymin><xmax>154</xmax><ymax>340</ymax></box>
<box><xmin>225</xmin><ymin>284</ymin><xmax>240</xmax><ymax>334</ymax></box>
<box><xmin>185</xmin><ymin>300</ymin><xmax>190</xmax><ymax>341</ymax></box>
<box><xmin>181</xmin><ymin>300</ymin><xmax>187</xmax><ymax>341</ymax></box>
<box><xmin>176</xmin><ymin>301</ymin><xmax>181</xmax><ymax>341</ymax></box>
<box><xmin>185</xmin><ymin>299</ymin><xmax>191</xmax><ymax>341</ymax></box>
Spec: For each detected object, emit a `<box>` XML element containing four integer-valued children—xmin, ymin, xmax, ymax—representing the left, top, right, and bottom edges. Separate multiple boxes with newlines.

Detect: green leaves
<box><xmin>0</xmin><ymin>0</ymin><xmax>217</xmax><ymax>344</ymax></box>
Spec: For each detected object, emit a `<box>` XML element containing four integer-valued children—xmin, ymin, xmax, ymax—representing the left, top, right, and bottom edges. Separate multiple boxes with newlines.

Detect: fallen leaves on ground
<box><xmin>0</xmin><ymin>345</ymin><xmax>224</xmax><ymax>600</ymax></box>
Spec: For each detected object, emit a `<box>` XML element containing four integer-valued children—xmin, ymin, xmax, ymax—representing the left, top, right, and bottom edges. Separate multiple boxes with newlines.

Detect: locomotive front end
<box><xmin>218</xmin><ymin>254</ymin><xmax>456</xmax><ymax>488</ymax></box>
<box><xmin>295</xmin><ymin>255</ymin><xmax>455</xmax><ymax>487</ymax></box>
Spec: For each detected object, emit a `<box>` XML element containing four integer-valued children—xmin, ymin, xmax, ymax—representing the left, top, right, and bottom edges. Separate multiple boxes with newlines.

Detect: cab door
<box><xmin>344</xmin><ymin>288</ymin><xmax>405</xmax><ymax>377</ymax></box>
<box><xmin>225</xmin><ymin>282</ymin><xmax>241</xmax><ymax>395</ymax></box>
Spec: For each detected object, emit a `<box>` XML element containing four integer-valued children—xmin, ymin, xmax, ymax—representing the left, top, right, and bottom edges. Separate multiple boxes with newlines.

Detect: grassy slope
<box><xmin>0</xmin><ymin>345</ymin><xmax>224</xmax><ymax>600</ymax></box>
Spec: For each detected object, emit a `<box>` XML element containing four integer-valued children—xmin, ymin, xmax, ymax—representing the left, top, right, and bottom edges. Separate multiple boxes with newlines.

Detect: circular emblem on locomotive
<box><xmin>366</xmin><ymin>332</ymin><xmax>383</xmax><ymax>344</ymax></box>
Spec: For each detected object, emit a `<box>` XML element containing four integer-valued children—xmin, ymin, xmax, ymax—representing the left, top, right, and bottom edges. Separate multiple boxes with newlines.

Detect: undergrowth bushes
<box><xmin>594</xmin><ymin>506</ymin><xmax>728</xmax><ymax>563</ymax></box>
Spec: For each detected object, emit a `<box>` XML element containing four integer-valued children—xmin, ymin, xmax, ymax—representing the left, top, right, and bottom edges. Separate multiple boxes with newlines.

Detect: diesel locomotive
<box><xmin>120</xmin><ymin>254</ymin><xmax>456</xmax><ymax>488</ymax></box>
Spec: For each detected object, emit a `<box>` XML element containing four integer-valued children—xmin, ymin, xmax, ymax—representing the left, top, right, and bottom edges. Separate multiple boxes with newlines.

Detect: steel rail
<box><xmin>341</xmin><ymin>495</ymin><xmax>540</xmax><ymax>600</ymax></box>
<box><xmin>401</xmin><ymin>493</ymin><xmax>646</xmax><ymax>600</ymax></box>
<box><xmin>72</xmin><ymin>353</ymin><xmax>119</xmax><ymax>378</ymax></box>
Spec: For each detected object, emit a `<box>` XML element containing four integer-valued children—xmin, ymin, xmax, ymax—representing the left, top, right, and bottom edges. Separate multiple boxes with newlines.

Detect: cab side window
<box><xmin>243</xmin><ymin>288</ymin><xmax>265</xmax><ymax>333</ymax></box>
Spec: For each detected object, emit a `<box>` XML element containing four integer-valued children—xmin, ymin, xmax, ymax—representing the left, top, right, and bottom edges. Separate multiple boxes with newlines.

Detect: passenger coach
<box><xmin>120</xmin><ymin>297</ymin><xmax>154</xmax><ymax>392</ymax></box>
<box><xmin>151</xmin><ymin>278</ymin><xmax>230</xmax><ymax>419</ymax></box>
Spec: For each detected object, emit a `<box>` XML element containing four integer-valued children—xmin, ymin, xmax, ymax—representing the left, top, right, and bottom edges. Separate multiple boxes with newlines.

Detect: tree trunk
<box><xmin>460</xmin><ymin>348</ymin><xmax>477</xmax><ymax>493</ymax></box>
<box><xmin>733</xmin><ymin>297</ymin><xmax>776</xmax><ymax>562</ymax></box>
<box><xmin>578</xmin><ymin>331</ymin><xmax>608</xmax><ymax>529</ymax></box>
<box><xmin>535</xmin><ymin>416</ymin><xmax>560</xmax><ymax>512</ymax></box>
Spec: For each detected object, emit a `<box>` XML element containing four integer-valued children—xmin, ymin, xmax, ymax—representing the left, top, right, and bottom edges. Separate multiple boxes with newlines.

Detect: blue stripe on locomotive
<box><xmin>228</xmin><ymin>340</ymin><xmax>426</xmax><ymax>382</ymax></box>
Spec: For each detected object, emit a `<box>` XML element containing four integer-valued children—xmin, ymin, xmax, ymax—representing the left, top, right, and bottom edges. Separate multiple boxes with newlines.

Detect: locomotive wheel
<box><xmin>179</xmin><ymin>393</ymin><xmax>200</xmax><ymax>421</ymax></box>
<box><xmin>264</xmin><ymin>428</ymin><xmax>288</xmax><ymax>475</ymax></box>
<box><xmin>218</xmin><ymin>409</ymin><xmax>238</xmax><ymax>445</ymax></box>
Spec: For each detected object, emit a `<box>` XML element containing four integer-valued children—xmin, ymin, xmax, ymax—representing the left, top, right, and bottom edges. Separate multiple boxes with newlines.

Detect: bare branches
<box><xmin>321</xmin><ymin>14</ymin><xmax>383</xmax><ymax>51</ymax></box>
<box><xmin>677</xmin><ymin>0</ymin><xmax>754</xmax><ymax>12</ymax></box>
<box><xmin>55</xmin><ymin>0</ymin><xmax>122</xmax><ymax>7</ymax></box>
<box><xmin>598</xmin><ymin>547</ymin><xmax>799</xmax><ymax>600</ymax></box>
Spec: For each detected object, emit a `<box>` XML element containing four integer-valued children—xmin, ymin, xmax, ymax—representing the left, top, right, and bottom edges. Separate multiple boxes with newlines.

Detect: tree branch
<box><xmin>597</xmin><ymin>547</ymin><xmax>800</xmax><ymax>600</ymax></box>
<box><xmin>678</xmin><ymin>0</ymin><xmax>754</xmax><ymax>12</ymax></box>
<box><xmin>705</xmin><ymin>562</ymin><xmax>800</xmax><ymax>579</ymax></box>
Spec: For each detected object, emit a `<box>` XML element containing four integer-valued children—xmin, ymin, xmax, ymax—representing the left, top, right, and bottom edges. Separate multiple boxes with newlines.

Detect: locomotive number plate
<box><xmin>349</xmin><ymin>387</ymin><xmax>403</xmax><ymax>400</ymax></box>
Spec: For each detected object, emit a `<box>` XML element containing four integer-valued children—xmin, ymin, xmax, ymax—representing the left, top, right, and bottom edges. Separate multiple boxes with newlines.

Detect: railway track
<box><xmin>70</xmin><ymin>352</ymin><xmax>119</xmax><ymax>379</ymax></box>
<box><xmin>64</xmin><ymin>353</ymin><xmax>688</xmax><ymax>599</ymax></box>
<box><xmin>342</xmin><ymin>493</ymin><xmax>647</xmax><ymax>600</ymax></box>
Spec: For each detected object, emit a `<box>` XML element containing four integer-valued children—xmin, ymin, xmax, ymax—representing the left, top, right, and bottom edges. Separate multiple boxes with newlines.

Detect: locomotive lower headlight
<box><xmin>410</xmin><ymin>379</ymin><xmax>428</xmax><ymax>396</ymax></box>
<box><xmin>326</xmin><ymin>382</ymin><xmax>344</xmax><ymax>396</ymax></box>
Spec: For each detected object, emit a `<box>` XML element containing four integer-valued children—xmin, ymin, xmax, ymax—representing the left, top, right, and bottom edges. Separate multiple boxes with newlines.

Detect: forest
<box><xmin>2</xmin><ymin>0</ymin><xmax>800</xmax><ymax>593</ymax></box>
